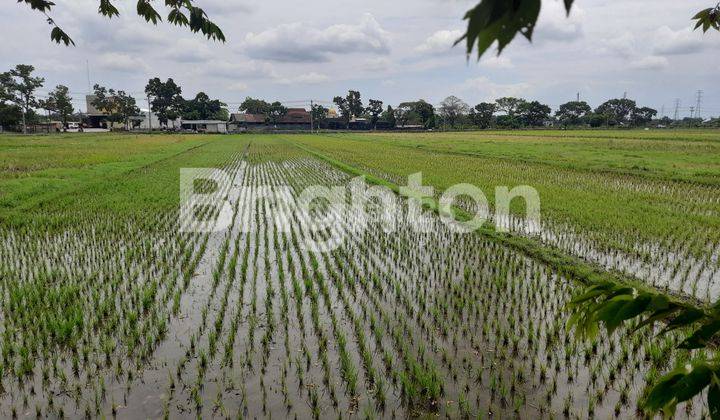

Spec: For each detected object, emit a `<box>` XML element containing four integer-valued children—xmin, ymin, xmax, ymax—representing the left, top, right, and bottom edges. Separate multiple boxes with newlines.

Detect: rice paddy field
<box><xmin>0</xmin><ymin>129</ymin><xmax>718</xmax><ymax>419</ymax></box>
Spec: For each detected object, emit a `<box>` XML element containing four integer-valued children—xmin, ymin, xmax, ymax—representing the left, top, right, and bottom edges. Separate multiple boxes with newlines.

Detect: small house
<box><xmin>181</xmin><ymin>120</ymin><xmax>228</xmax><ymax>133</ymax></box>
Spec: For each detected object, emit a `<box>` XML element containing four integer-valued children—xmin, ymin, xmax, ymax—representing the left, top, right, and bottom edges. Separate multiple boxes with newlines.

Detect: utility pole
<box><xmin>695</xmin><ymin>90</ymin><xmax>704</xmax><ymax>120</ymax></box>
<box><xmin>86</xmin><ymin>60</ymin><xmax>91</xmax><ymax>93</ymax></box>
<box><xmin>147</xmin><ymin>95</ymin><xmax>152</xmax><ymax>132</ymax></box>
<box><xmin>673</xmin><ymin>99</ymin><xmax>681</xmax><ymax>121</ymax></box>
<box><xmin>310</xmin><ymin>100</ymin><xmax>314</xmax><ymax>133</ymax></box>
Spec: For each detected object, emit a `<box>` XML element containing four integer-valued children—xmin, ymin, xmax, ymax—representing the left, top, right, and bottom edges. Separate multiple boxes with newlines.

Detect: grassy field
<box><xmin>0</xmin><ymin>130</ymin><xmax>717</xmax><ymax>418</ymax></box>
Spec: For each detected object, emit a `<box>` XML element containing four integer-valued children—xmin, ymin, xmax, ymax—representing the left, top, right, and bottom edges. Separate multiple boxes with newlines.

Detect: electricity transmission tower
<box><xmin>695</xmin><ymin>90</ymin><xmax>704</xmax><ymax>119</ymax></box>
<box><xmin>673</xmin><ymin>99</ymin><xmax>681</xmax><ymax>121</ymax></box>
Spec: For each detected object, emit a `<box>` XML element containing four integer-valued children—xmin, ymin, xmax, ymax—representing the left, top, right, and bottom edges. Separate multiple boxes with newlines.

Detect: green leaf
<box><xmin>709</xmin><ymin>374</ymin><xmax>720</xmax><ymax>420</ymax></box>
<box><xmin>645</xmin><ymin>367</ymin><xmax>685</xmax><ymax>411</ymax></box>
<box><xmin>137</xmin><ymin>0</ymin><xmax>162</xmax><ymax>24</ymax></box>
<box><xmin>645</xmin><ymin>362</ymin><xmax>715</xmax><ymax>414</ymax></box>
<box><xmin>679</xmin><ymin>319</ymin><xmax>720</xmax><ymax>350</ymax></box>
<box><xmin>569</xmin><ymin>284</ymin><xmax>609</xmax><ymax>305</ymax></box>
<box><xmin>98</xmin><ymin>0</ymin><xmax>120</xmax><ymax>18</ymax></box>
<box><xmin>168</xmin><ymin>8</ymin><xmax>189</xmax><ymax>26</ymax></box>
<box><xmin>672</xmin><ymin>362</ymin><xmax>712</xmax><ymax>403</ymax></box>
<box><xmin>661</xmin><ymin>307</ymin><xmax>706</xmax><ymax>334</ymax></box>
<box><xmin>592</xmin><ymin>294</ymin><xmax>652</xmax><ymax>335</ymax></box>
<box><xmin>632</xmin><ymin>306</ymin><xmax>680</xmax><ymax>332</ymax></box>
<box><xmin>50</xmin><ymin>26</ymin><xmax>74</xmax><ymax>46</ymax></box>
<box><xmin>456</xmin><ymin>0</ymin><xmax>542</xmax><ymax>59</ymax></box>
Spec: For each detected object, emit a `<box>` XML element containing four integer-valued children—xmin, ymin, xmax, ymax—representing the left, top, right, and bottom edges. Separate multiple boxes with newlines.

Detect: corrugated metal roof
<box><xmin>230</xmin><ymin>110</ymin><xmax>311</xmax><ymax>124</ymax></box>
<box><xmin>181</xmin><ymin>120</ymin><xmax>227</xmax><ymax>124</ymax></box>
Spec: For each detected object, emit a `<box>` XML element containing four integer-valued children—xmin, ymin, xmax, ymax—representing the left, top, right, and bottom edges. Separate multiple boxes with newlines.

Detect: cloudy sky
<box><xmin>1</xmin><ymin>0</ymin><xmax>719</xmax><ymax>117</ymax></box>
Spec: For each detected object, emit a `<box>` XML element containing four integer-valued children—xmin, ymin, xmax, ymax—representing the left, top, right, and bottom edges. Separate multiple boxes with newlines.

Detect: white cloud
<box><xmin>363</xmin><ymin>57</ymin><xmax>394</xmax><ymax>71</ymax></box>
<box><xmin>96</xmin><ymin>53</ymin><xmax>148</xmax><ymax>73</ymax></box>
<box><xmin>164</xmin><ymin>38</ymin><xmax>215</xmax><ymax>63</ymax></box>
<box><xmin>415</xmin><ymin>29</ymin><xmax>463</xmax><ymax>54</ymax></box>
<box><xmin>227</xmin><ymin>82</ymin><xmax>248</xmax><ymax>91</ymax></box>
<box><xmin>602</xmin><ymin>32</ymin><xmax>637</xmax><ymax>58</ymax></box>
<box><xmin>463</xmin><ymin>77</ymin><xmax>531</xmax><ymax>100</ymax></box>
<box><xmin>243</xmin><ymin>13</ymin><xmax>390</xmax><ymax>62</ymax></box>
<box><xmin>603</xmin><ymin>32</ymin><xmax>669</xmax><ymax>70</ymax></box>
<box><xmin>629</xmin><ymin>55</ymin><xmax>669</xmax><ymax>70</ymax></box>
<box><xmin>652</xmin><ymin>26</ymin><xmax>707</xmax><ymax>55</ymax></box>
<box><xmin>535</xmin><ymin>1</ymin><xmax>585</xmax><ymax>42</ymax></box>
<box><xmin>277</xmin><ymin>72</ymin><xmax>330</xmax><ymax>85</ymax></box>
<box><xmin>202</xmin><ymin>60</ymin><xmax>278</xmax><ymax>80</ymax></box>
<box><xmin>479</xmin><ymin>55</ymin><xmax>513</xmax><ymax>69</ymax></box>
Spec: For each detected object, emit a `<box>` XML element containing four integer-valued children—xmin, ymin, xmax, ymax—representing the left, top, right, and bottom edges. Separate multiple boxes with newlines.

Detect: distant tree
<box><xmin>366</xmin><ymin>99</ymin><xmax>384</xmax><ymax>129</ymax></box>
<box><xmin>658</xmin><ymin>116</ymin><xmax>673</xmax><ymax>126</ymax></box>
<box><xmin>471</xmin><ymin>102</ymin><xmax>496</xmax><ymax>128</ymax></box>
<box><xmin>239</xmin><ymin>97</ymin><xmax>271</xmax><ymax>114</ymax></box>
<box><xmin>395</xmin><ymin>103</ymin><xmax>416</xmax><ymax>127</ymax></box>
<box><xmin>494</xmin><ymin>97</ymin><xmax>526</xmax><ymax>117</ymax></box>
<box><xmin>39</xmin><ymin>85</ymin><xmax>74</xmax><ymax>130</ymax></box>
<box><xmin>680</xmin><ymin>117</ymin><xmax>704</xmax><ymax>127</ymax></box>
<box><xmin>0</xmin><ymin>105</ymin><xmax>23</xmax><ymax>130</ymax></box>
<box><xmin>595</xmin><ymin>98</ymin><xmax>637</xmax><ymax>126</ymax></box>
<box><xmin>333</xmin><ymin>96</ymin><xmax>351</xmax><ymax>128</ymax></box>
<box><xmin>413</xmin><ymin>100</ymin><xmax>436</xmax><ymax>128</ymax></box>
<box><xmin>585</xmin><ymin>112</ymin><xmax>606</xmax><ymax>128</ymax></box>
<box><xmin>495</xmin><ymin>114</ymin><xmax>522</xmax><ymax>129</ymax></box>
<box><xmin>311</xmin><ymin>104</ymin><xmax>328</xmax><ymax>129</ymax></box>
<box><xmin>0</xmin><ymin>73</ymin><xmax>13</xmax><ymax>104</ymax></box>
<box><xmin>1</xmin><ymin>70</ymin><xmax>26</xmax><ymax>130</ymax></box>
<box><xmin>632</xmin><ymin>106</ymin><xmax>658</xmax><ymax>126</ymax></box>
<box><xmin>266</xmin><ymin>101</ymin><xmax>288</xmax><ymax>125</ymax></box>
<box><xmin>182</xmin><ymin>92</ymin><xmax>227</xmax><ymax>120</ymax></box>
<box><xmin>438</xmin><ymin>96</ymin><xmax>470</xmax><ymax>128</ymax></box>
<box><xmin>145</xmin><ymin>78</ymin><xmax>183</xmax><ymax>128</ymax></box>
<box><xmin>346</xmin><ymin>90</ymin><xmax>364</xmax><ymax>118</ymax></box>
<box><xmin>92</xmin><ymin>84</ymin><xmax>141</xmax><ymax>130</ymax></box>
<box><xmin>518</xmin><ymin>101</ymin><xmax>552</xmax><ymax>126</ymax></box>
<box><xmin>381</xmin><ymin>105</ymin><xmax>396</xmax><ymax>128</ymax></box>
<box><xmin>2</xmin><ymin>64</ymin><xmax>45</xmax><ymax>134</ymax></box>
<box><xmin>555</xmin><ymin>101</ymin><xmax>591</xmax><ymax>126</ymax></box>
<box><xmin>18</xmin><ymin>0</ymin><xmax>225</xmax><ymax>46</ymax></box>
<box><xmin>396</xmin><ymin>100</ymin><xmax>436</xmax><ymax>128</ymax></box>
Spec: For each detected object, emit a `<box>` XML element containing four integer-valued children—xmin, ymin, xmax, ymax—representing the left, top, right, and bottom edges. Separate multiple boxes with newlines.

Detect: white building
<box><xmin>180</xmin><ymin>120</ymin><xmax>228</xmax><ymax>133</ymax></box>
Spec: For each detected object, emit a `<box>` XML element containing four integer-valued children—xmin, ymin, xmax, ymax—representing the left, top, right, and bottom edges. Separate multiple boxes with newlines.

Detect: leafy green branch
<box><xmin>568</xmin><ymin>280</ymin><xmax>720</xmax><ymax>417</ymax></box>
<box><xmin>18</xmin><ymin>0</ymin><xmax>225</xmax><ymax>46</ymax></box>
<box><xmin>458</xmin><ymin>0</ymin><xmax>720</xmax><ymax>58</ymax></box>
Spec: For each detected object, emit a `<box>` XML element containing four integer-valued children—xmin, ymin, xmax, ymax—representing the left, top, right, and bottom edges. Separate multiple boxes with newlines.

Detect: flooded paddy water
<box><xmin>0</xmin><ymin>140</ymin><xmax>711</xmax><ymax>418</ymax></box>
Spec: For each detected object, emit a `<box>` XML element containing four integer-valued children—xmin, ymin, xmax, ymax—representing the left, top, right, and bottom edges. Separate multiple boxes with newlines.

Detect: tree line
<box><xmin>1</xmin><ymin>65</ymin><xmax>717</xmax><ymax>133</ymax></box>
<box><xmin>310</xmin><ymin>90</ymin><xmax>716</xmax><ymax>130</ymax></box>
<box><xmin>0</xmin><ymin>65</ymin><xmax>229</xmax><ymax>132</ymax></box>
